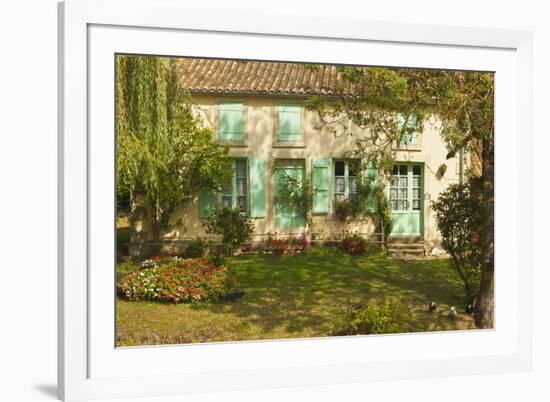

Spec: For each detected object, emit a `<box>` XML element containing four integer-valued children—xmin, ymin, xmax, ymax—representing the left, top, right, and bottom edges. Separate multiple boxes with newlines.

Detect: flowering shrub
<box><xmin>338</xmin><ymin>298</ymin><xmax>408</xmax><ymax>335</ymax></box>
<box><xmin>340</xmin><ymin>232</ymin><xmax>368</xmax><ymax>255</ymax></box>
<box><xmin>264</xmin><ymin>233</ymin><xmax>310</xmax><ymax>255</ymax></box>
<box><xmin>333</xmin><ymin>198</ymin><xmax>358</xmax><ymax>222</ymax></box>
<box><xmin>117</xmin><ymin>258</ymin><xmax>234</xmax><ymax>303</ymax></box>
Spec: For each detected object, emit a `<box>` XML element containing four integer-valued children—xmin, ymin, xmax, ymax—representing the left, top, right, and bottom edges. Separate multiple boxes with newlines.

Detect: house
<box><xmin>128</xmin><ymin>58</ymin><xmax>464</xmax><ymax>257</ymax></box>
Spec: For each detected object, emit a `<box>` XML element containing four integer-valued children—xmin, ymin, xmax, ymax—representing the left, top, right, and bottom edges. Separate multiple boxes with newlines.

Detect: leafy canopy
<box><xmin>116</xmin><ymin>55</ymin><xmax>231</xmax><ymax>238</ymax></box>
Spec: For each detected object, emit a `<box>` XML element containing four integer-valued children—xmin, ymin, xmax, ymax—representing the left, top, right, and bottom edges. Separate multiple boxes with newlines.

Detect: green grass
<box><xmin>116</xmin><ymin>247</ymin><xmax>475</xmax><ymax>346</ymax></box>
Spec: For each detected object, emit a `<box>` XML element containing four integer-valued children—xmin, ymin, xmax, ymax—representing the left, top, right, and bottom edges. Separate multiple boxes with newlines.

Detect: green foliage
<box><xmin>338</xmin><ymin>298</ymin><xmax>409</xmax><ymax>336</ymax></box>
<box><xmin>202</xmin><ymin>208</ymin><xmax>254</xmax><ymax>256</ymax></box>
<box><xmin>333</xmin><ymin>198</ymin><xmax>358</xmax><ymax>222</ymax></box>
<box><xmin>431</xmin><ymin>183</ymin><xmax>483</xmax><ymax>301</ymax></box>
<box><xmin>117</xmin><ymin>257</ymin><xmax>233</xmax><ymax>303</ymax></box>
<box><xmin>183</xmin><ymin>238</ymin><xmax>207</xmax><ymax>259</ymax></box>
<box><xmin>116</xmin><ymin>55</ymin><xmax>231</xmax><ymax>240</ymax></box>
<box><xmin>275</xmin><ymin>170</ymin><xmax>313</xmax><ymax>225</ymax></box>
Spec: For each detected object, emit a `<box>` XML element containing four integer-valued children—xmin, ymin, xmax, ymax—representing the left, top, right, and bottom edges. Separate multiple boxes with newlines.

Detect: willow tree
<box><xmin>306</xmin><ymin>66</ymin><xmax>494</xmax><ymax>329</ymax></box>
<box><xmin>116</xmin><ymin>55</ymin><xmax>230</xmax><ymax>242</ymax></box>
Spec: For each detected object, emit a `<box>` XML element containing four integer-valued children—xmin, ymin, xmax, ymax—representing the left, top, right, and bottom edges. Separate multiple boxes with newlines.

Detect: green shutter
<box><xmin>249</xmin><ymin>156</ymin><xmax>266</xmax><ymax>218</ymax></box>
<box><xmin>219</xmin><ymin>102</ymin><xmax>244</xmax><ymax>141</ymax></box>
<box><xmin>199</xmin><ymin>188</ymin><xmax>216</xmax><ymax>218</ymax></box>
<box><xmin>278</xmin><ymin>104</ymin><xmax>302</xmax><ymax>142</ymax></box>
<box><xmin>365</xmin><ymin>163</ymin><xmax>379</xmax><ymax>213</ymax></box>
<box><xmin>312</xmin><ymin>157</ymin><xmax>330</xmax><ymax>214</ymax></box>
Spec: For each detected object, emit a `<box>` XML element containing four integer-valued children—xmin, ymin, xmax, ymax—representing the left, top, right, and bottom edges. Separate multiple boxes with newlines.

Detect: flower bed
<box><xmin>340</xmin><ymin>232</ymin><xmax>369</xmax><ymax>255</ymax></box>
<box><xmin>264</xmin><ymin>233</ymin><xmax>310</xmax><ymax>255</ymax></box>
<box><xmin>117</xmin><ymin>257</ymin><xmax>234</xmax><ymax>303</ymax></box>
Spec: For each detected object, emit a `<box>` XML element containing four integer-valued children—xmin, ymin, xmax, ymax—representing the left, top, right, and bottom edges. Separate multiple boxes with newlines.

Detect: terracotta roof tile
<box><xmin>177</xmin><ymin>58</ymin><xmax>355</xmax><ymax>97</ymax></box>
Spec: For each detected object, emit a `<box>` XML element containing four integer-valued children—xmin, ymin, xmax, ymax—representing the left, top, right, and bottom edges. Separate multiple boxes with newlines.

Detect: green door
<box><xmin>389</xmin><ymin>164</ymin><xmax>423</xmax><ymax>236</ymax></box>
<box><xmin>274</xmin><ymin>160</ymin><xmax>306</xmax><ymax>228</ymax></box>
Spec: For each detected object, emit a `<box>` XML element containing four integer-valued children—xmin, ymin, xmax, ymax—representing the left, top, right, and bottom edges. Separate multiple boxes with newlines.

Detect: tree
<box><xmin>116</xmin><ymin>55</ymin><xmax>231</xmax><ymax>243</ymax></box>
<box><xmin>431</xmin><ymin>183</ymin><xmax>483</xmax><ymax>303</ymax></box>
<box><xmin>306</xmin><ymin>66</ymin><xmax>494</xmax><ymax>328</ymax></box>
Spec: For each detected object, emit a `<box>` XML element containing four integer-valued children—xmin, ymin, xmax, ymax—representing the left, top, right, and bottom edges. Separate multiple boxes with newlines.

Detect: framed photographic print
<box><xmin>58</xmin><ymin>0</ymin><xmax>533</xmax><ymax>400</ymax></box>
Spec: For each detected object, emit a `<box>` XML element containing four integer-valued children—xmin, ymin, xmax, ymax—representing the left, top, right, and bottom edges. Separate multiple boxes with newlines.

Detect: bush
<box><xmin>431</xmin><ymin>183</ymin><xmax>483</xmax><ymax>302</ymax></box>
<box><xmin>117</xmin><ymin>257</ymin><xmax>234</xmax><ymax>303</ymax></box>
<box><xmin>333</xmin><ymin>198</ymin><xmax>358</xmax><ymax>222</ymax></box>
<box><xmin>264</xmin><ymin>233</ymin><xmax>310</xmax><ymax>255</ymax></box>
<box><xmin>183</xmin><ymin>238</ymin><xmax>207</xmax><ymax>259</ymax></box>
<box><xmin>338</xmin><ymin>298</ymin><xmax>408</xmax><ymax>336</ymax></box>
<box><xmin>203</xmin><ymin>207</ymin><xmax>254</xmax><ymax>256</ymax></box>
<box><xmin>340</xmin><ymin>232</ymin><xmax>369</xmax><ymax>255</ymax></box>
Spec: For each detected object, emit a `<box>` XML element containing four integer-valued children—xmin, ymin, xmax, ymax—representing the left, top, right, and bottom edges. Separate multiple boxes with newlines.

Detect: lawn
<box><xmin>116</xmin><ymin>247</ymin><xmax>475</xmax><ymax>346</ymax></box>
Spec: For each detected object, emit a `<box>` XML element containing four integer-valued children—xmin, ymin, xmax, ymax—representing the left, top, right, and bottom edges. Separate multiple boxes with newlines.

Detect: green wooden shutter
<box><xmin>219</xmin><ymin>102</ymin><xmax>244</xmax><ymax>141</ymax></box>
<box><xmin>277</xmin><ymin>104</ymin><xmax>302</xmax><ymax>142</ymax></box>
<box><xmin>199</xmin><ymin>188</ymin><xmax>216</xmax><ymax>218</ymax></box>
<box><xmin>364</xmin><ymin>163</ymin><xmax>379</xmax><ymax>213</ymax></box>
<box><xmin>249</xmin><ymin>156</ymin><xmax>266</xmax><ymax>218</ymax></box>
<box><xmin>312</xmin><ymin>157</ymin><xmax>330</xmax><ymax>214</ymax></box>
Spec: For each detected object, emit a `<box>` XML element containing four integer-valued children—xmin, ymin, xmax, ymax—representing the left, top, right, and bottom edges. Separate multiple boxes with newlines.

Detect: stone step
<box><xmin>387</xmin><ymin>236</ymin><xmax>424</xmax><ymax>244</ymax></box>
<box><xmin>387</xmin><ymin>243</ymin><xmax>425</xmax><ymax>249</ymax></box>
<box><xmin>388</xmin><ymin>248</ymin><xmax>426</xmax><ymax>258</ymax></box>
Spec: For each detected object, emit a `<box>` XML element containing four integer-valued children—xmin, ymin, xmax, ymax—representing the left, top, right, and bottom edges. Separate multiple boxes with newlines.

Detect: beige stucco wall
<box><xmin>133</xmin><ymin>94</ymin><xmax>462</xmax><ymax>250</ymax></box>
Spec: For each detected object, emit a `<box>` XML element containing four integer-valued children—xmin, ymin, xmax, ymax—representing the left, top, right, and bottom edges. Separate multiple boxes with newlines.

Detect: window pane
<box><xmin>236</xmin><ymin>160</ymin><xmax>247</xmax><ymax>177</ymax></box>
<box><xmin>413</xmin><ymin>165</ymin><xmax>421</xmax><ymax>176</ymax></box>
<box><xmin>349</xmin><ymin>177</ymin><xmax>357</xmax><ymax>194</ymax></box>
<box><xmin>412</xmin><ymin>188</ymin><xmax>419</xmax><ymax>199</ymax></box>
<box><xmin>221</xmin><ymin>195</ymin><xmax>232</xmax><ymax>209</ymax></box>
<box><xmin>237</xmin><ymin>196</ymin><xmax>247</xmax><ymax>212</ymax></box>
<box><xmin>391</xmin><ymin>177</ymin><xmax>398</xmax><ymax>187</ymax></box>
<box><xmin>400</xmin><ymin>200</ymin><xmax>408</xmax><ymax>210</ymax></box>
<box><xmin>335</xmin><ymin>177</ymin><xmax>345</xmax><ymax>193</ymax></box>
<box><xmin>400</xmin><ymin>188</ymin><xmax>407</xmax><ymax>199</ymax></box>
<box><xmin>392</xmin><ymin>165</ymin><xmax>399</xmax><ymax>175</ymax></box>
<box><xmin>391</xmin><ymin>200</ymin><xmax>398</xmax><ymax>210</ymax></box>
<box><xmin>399</xmin><ymin>177</ymin><xmax>408</xmax><ymax>187</ymax></box>
<box><xmin>413</xmin><ymin>177</ymin><xmax>420</xmax><ymax>187</ymax></box>
<box><xmin>413</xmin><ymin>200</ymin><xmax>420</xmax><ymax>210</ymax></box>
<box><xmin>236</xmin><ymin>178</ymin><xmax>246</xmax><ymax>195</ymax></box>
<box><xmin>349</xmin><ymin>160</ymin><xmax>360</xmax><ymax>177</ymax></box>
<box><xmin>390</xmin><ymin>188</ymin><xmax>398</xmax><ymax>199</ymax></box>
<box><xmin>335</xmin><ymin>161</ymin><xmax>345</xmax><ymax>176</ymax></box>
<box><xmin>399</xmin><ymin>165</ymin><xmax>408</xmax><ymax>175</ymax></box>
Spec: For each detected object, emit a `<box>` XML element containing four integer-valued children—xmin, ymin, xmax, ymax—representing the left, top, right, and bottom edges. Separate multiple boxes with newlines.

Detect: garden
<box><xmin>117</xmin><ymin>247</ymin><xmax>474</xmax><ymax>346</ymax></box>
<box><xmin>116</xmin><ymin>226</ymin><xmax>475</xmax><ymax>346</ymax></box>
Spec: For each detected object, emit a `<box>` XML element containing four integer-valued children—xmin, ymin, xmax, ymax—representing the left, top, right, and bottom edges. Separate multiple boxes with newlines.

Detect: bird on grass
<box><xmin>465</xmin><ymin>299</ymin><xmax>475</xmax><ymax>315</ymax></box>
<box><xmin>224</xmin><ymin>289</ymin><xmax>245</xmax><ymax>301</ymax></box>
<box><xmin>449</xmin><ymin>306</ymin><xmax>457</xmax><ymax>319</ymax></box>
<box><xmin>429</xmin><ymin>301</ymin><xmax>437</xmax><ymax>312</ymax></box>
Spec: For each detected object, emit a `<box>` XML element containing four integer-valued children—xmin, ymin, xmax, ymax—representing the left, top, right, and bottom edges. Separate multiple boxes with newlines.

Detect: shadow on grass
<box><xmin>116</xmin><ymin>247</ymin><xmax>474</xmax><ymax>346</ymax></box>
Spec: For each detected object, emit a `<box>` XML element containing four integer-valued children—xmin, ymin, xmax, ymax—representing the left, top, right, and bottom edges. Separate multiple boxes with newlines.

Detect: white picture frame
<box><xmin>58</xmin><ymin>0</ymin><xmax>533</xmax><ymax>400</ymax></box>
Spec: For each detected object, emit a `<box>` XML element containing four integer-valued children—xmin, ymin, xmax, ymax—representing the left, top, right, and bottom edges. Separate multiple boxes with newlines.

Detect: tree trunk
<box><xmin>474</xmin><ymin>137</ymin><xmax>495</xmax><ymax>328</ymax></box>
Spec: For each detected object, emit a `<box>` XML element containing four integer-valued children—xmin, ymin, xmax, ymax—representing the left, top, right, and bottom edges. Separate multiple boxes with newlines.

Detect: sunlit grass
<box><xmin>116</xmin><ymin>247</ymin><xmax>475</xmax><ymax>346</ymax></box>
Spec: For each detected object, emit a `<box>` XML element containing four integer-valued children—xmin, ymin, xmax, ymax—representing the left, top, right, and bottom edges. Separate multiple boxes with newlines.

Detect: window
<box><xmin>277</xmin><ymin>104</ymin><xmax>302</xmax><ymax>142</ymax></box>
<box><xmin>412</xmin><ymin>165</ymin><xmax>421</xmax><ymax>210</ymax></box>
<box><xmin>219</xmin><ymin>102</ymin><xmax>244</xmax><ymax>141</ymax></box>
<box><xmin>334</xmin><ymin>160</ymin><xmax>360</xmax><ymax>202</ymax></box>
<box><xmin>221</xmin><ymin>159</ymin><xmax>248</xmax><ymax>213</ymax></box>
<box><xmin>397</xmin><ymin>113</ymin><xmax>418</xmax><ymax>146</ymax></box>
<box><xmin>390</xmin><ymin>165</ymin><xmax>409</xmax><ymax>211</ymax></box>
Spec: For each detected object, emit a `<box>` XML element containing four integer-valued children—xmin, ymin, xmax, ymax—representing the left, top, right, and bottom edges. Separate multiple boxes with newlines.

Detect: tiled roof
<box><xmin>177</xmin><ymin>58</ymin><xmax>355</xmax><ymax>97</ymax></box>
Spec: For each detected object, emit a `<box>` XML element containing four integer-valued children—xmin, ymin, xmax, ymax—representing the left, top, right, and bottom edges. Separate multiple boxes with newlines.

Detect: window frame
<box><xmin>333</xmin><ymin>159</ymin><xmax>360</xmax><ymax>203</ymax></box>
<box><xmin>220</xmin><ymin>158</ymin><xmax>249</xmax><ymax>215</ymax></box>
